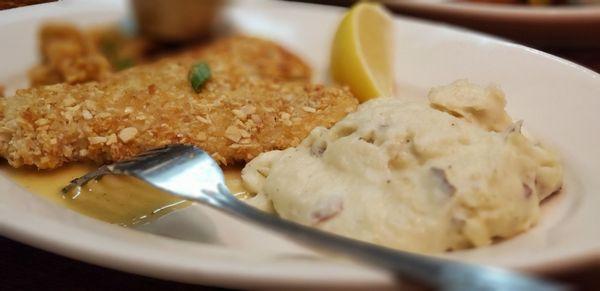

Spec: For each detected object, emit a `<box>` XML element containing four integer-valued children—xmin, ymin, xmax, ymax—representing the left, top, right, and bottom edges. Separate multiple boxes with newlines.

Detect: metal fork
<box><xmin>62</xmin><ymin>144</ymin><xmax>567</xmax><ymax>291</ymax></box>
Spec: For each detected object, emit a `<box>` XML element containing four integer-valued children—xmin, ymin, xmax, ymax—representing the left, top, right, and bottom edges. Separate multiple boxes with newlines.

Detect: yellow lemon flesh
<box><xmin>330</xmin><ymin>2</ymin><xmax>394</xmax><ymax>102</ymax></box>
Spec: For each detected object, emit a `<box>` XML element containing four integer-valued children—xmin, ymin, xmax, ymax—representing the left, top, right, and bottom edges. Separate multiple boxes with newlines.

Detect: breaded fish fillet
<box><xmin>0</xmin><ymin>36</ymin><xmax>357</xmax><ymax>169</ymax></box>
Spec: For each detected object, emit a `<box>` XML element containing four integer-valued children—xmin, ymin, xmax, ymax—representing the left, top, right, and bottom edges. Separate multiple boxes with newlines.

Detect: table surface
<box><xmin>2</xmin><ymin>1</ymin><xmax>600</xmax><ymax>290</ymax></box>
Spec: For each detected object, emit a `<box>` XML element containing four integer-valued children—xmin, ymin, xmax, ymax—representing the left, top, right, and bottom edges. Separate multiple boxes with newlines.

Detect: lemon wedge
<box><xmin>330</xmin><ymin>2</ymin><xmax>394</xmax><ymax>102</ymax></box>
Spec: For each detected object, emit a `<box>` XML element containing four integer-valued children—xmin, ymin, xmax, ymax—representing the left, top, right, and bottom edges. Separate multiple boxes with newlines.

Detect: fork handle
<box><xmin>203</xmin><ymin>186</ymin><xmax>564</xmax><ymax>291</ymax></box>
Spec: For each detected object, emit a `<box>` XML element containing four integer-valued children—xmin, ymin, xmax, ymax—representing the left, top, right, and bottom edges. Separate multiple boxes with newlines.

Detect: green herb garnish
<box><xmin>189</xmin><ymin>62</ymin><xmax>211</xmax><ymax>93</ymax></box>
<box><xmin>114</xmin><ymin>58</ymin><xmax>135</xmax><ymax>71</ymax></box>
<box><xmin>100</xmin><ymin>38</ymin><xmax>118</xmax><ymax>57</ymax></box>
<box><xmin>100</xmin><ymin>37</ymin><xmax>135</xmax><ymax>71</ymax></box>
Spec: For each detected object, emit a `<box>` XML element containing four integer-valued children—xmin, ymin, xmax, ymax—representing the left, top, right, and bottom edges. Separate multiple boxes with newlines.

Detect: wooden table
<box><xmin>2</xmin><ymin>1</ymin><xmax>600</xmax><ymax>290</ymax></box>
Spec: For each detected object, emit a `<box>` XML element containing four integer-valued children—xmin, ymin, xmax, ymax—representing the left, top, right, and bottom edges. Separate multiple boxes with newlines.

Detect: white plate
<box><xmin>379</xmin><ymin>0</ymin><xmax>600</xmax><ymax>48</ymax></box>
<box><xmin>1</xmin><ymin>0</ymin><xmax>599</xmax><ymax>289</ymax></box>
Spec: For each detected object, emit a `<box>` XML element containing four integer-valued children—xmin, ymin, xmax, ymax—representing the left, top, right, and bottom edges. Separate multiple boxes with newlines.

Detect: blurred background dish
<box><xmin>298</xmin><ymin>0</ymin><xmax>600</xmax><ymax>49</ymax></box>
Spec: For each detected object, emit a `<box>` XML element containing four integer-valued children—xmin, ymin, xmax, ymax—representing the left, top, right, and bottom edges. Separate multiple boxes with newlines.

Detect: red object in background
<box><xmin>0</xmin><ymin>0</ymin><xmax>56</xmax><ymax>10</ymax></box>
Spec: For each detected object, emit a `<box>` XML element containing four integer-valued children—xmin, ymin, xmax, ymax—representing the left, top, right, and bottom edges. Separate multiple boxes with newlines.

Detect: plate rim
<box><xmin>382</xmin><ymin>0</ymin><xmax>600</xmax><ymax>20</ymax></box>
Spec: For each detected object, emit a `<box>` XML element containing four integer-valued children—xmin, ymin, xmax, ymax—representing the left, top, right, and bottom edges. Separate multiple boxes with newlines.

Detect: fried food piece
<box><xmin>28</xmin><ymin>23</ymin><xmax>112</xmax><ymax>86</ymax></box>
<box><xmin>1</xmin><ymin>36</ymin><xmax>357</xmax><ymax>169</ymax></box>
<box><xmin>88</xmin><ymin>25</ymin><xmax>156</xmax><ymax>71</ymax></box>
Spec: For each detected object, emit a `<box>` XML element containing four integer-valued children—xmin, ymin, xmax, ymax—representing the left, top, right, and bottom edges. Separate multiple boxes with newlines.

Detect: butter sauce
<box><xmin>0</xmin><ymin>163</ymin><xmax>247</xmax><ymax>226</ymax></box>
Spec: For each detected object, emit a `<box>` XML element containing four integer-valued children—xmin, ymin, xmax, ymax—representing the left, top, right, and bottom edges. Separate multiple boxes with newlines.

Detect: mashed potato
<box><xmin>241</xmin><ymin>80</ymin><xmax>563</xmax><ymax>253</ymax></box>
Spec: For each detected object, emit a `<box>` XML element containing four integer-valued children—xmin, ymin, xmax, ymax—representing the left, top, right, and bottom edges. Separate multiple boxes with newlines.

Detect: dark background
<box><xmin>2</xmin><ymin>0</ymin><xmax>599</xmax><ymax>290</ymax></box>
